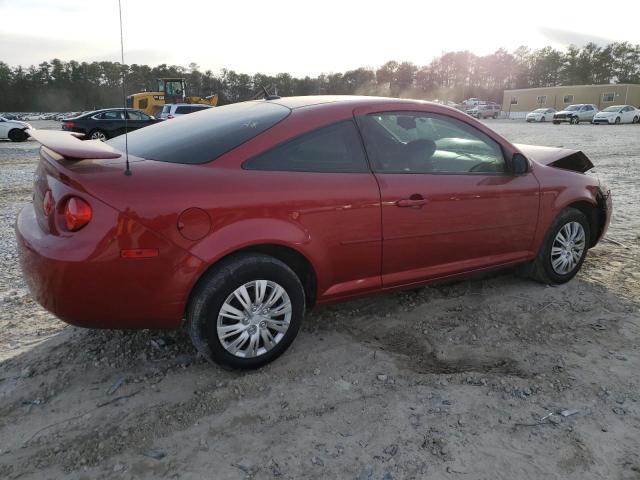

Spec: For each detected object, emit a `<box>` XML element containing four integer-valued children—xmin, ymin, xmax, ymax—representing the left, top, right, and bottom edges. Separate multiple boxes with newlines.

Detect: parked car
<box><xmin>0</xmin><ymin>116</ymin><xmax>32</xmax><ymax>142</ymax></box>
<box><xmin>17</xmin><ymin>96</ymin><xmax>612</xmax><ymax>369</ymax></box>
<box><xmin>592</xmin><ymin>105</ymin><xmax>640</xmax><ymax>124</ymax></box>
<box><xmin>552</xmin><ymin>104</ymin><xmax>598</xmax><ymax>124</ymax></box>
<box><xmin>160</xmin><ymin>103</ymin><xmax>213</xmax><ymax>120</ymax></box>
<box><xmin>61</xmin><ymin>108</ymin><xmax>159</xmax><ymax>141</ymax></box>
<box><xmin>466</xmin><ymin>103</ymin><xmax>500</xmax><ymax>119</ymax></box>
<box><xmin>526</xmin><ymin>108</ymin><xmax>556</xmax><ymax>122</ymax></box>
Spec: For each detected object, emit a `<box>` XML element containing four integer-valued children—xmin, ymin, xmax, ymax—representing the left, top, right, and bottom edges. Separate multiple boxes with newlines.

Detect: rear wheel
<box><xmin>8</xmin><ymin>129</ymin><xmax>28</xmax><ymax>142</ymax></box>
<box><xmin>187</xmin><ymin>253</ymin><xmax>305</xmax><ymax>369</ymax></box>
<box><xmin>553</xmin><ymin>121</ymin><xmax>560</xmax><ymax>125</ymax></box>
<box><xmin>89</xmin><ymin>129</ymin><xmax>107</xmax><ymax>141</ymax></box>
<box><xmin>529</xmin><ymin>208</ymin><xmax>590</xmax><ymax>285</ymax></box>
<box><xmin>633</xmin><ymin>116</ymin><xmax>639</xmax><ymax>124</ymax></box>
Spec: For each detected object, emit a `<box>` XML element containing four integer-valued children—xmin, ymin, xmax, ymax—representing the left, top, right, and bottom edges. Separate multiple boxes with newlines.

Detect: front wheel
<box><xmin>187</xmin><ymin>253</ymin><xmax>305</xmax><ymax>369</ymax></box>
<box><xmin>615</xmin><ymin>117</ymin><xmax>621</xmax><ymax>125</ymax></box>
<box><xmin>8</xmin><ymin>129</ymin><xmax>28</xmax><ymax>142</ymax></box>
<box><xmin>529</xmin><ymin>208</ymin><xmax>590</xmax><ymax>285</ymax></box>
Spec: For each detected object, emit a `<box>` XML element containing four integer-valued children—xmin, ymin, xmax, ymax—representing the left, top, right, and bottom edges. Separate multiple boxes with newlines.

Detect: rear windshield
<box><xmin>108</xmin><ymin>101</ymin><xmax>290</xmax><ymax>164</ymax></box>
<box><xmin>161</xmin><ymin>105</ymin><xmax>171</xmax><ymax>113</ymax></box>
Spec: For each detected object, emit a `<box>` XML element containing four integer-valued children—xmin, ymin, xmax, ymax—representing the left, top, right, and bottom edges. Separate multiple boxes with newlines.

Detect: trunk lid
<box><xmin>514</xmin><ymin>143</ymin><xmax>594</xmax><ymax>173</ymax></box>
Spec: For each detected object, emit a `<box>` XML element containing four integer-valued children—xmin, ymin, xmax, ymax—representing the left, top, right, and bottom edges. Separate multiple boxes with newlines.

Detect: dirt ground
<box><xmin>0</xmin><ymin>119</ymin><xmax>638</xmax><ymax>480</ymax></box>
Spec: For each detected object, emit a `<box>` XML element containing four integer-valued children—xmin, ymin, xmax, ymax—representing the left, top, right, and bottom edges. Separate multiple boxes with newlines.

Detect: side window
<box><xmin>127</xmin><ymin>111</ymin><xmax>150</xmax><ymax>120</ymax></box>
<box><xmin>244</xmin><ymin>120</ymin><xmax>368</xmax><ymax>173</ymax></box>
<box><xmin>359</xmin><ymin>112</ymin><xmax>505</xmax><ymax>174</ymax></box>
<box><xmin>102</xmin><ymin>110</ymin><xmax>124</xmax><ymax>120</ymax></box>
<box><xmin>175</xmin><ymin>106</ymin><xmax>190</xmax><ymax>114</ymax></box>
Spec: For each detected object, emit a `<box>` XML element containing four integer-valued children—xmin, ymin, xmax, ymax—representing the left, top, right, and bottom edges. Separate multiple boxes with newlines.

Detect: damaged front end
<box><xmin>514</xmin><ymin>143</ymin><xmax>594</xmax><ymax>173</ymax></box>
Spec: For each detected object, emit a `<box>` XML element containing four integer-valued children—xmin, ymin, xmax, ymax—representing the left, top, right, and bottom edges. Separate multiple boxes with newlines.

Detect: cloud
<box><xmin>538</xmin><ymin>27</ymin><xmax>614</xmax><ymax>47</ymax></box>
<box><xmin>0</xmin><ymin>32</ymin><xmax>82</xmax><ymax>66</ymax></box>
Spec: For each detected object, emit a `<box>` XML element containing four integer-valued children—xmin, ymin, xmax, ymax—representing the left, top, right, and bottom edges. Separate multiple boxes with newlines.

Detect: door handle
<box><xmin>395</xmin><ymin>195</ymin><xmax>427</xmax><ymax>208</ymax></box>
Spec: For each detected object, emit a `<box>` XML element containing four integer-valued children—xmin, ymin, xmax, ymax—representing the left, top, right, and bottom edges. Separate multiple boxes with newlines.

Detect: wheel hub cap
<box><xmin>217</xmin><ymin>280</ymin><xmax>292</xmax><ymax>358</ymax></box>
<box><xmin>551</xmin><ymin>221</ymin><xmax>585</xmax><ymax>275</ymax></box>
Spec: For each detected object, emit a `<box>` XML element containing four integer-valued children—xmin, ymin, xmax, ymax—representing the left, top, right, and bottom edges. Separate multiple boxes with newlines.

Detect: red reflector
<box><xmin>64</xmin><ymin>197</ymin><xmax>92</xmax><ymax>231</ymax></box>
<box><xmin>120</xmin><ymin>249</ymin><xmax>159</xmax><ymax>259</ymax></box>
<box><xmin>167</xmin><ymin>115</ymin><xmax>174</xmax><ymax>119</ymax></box>
<box><xmin>43</xmin><ymin>190</ymin><xmax>54</xmax><ymax>216</ymax></box>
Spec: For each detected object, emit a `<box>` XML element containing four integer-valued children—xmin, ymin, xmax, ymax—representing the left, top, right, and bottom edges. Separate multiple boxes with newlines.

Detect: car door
<box><xmin>95</xmin><ymin>110</ymin><xmax>126</xmax><ymax>137</ymax></box>
<box><xmin>126</xmin><ymin>110</ymin><xmax>153</xmax><ymax>131</ymax></box>
<box><xmin>622</xmin><ymin>106</ymin><xmax>633</xmax><ymax>123</ymax></box>
<box><xmin>355</xmin><ymin>107</ymin><xmax>540</xmax><ymax>288</ymax></box>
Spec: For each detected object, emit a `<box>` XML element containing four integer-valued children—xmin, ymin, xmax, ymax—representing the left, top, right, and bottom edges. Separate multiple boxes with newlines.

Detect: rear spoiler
<box><xmin>26</xmin><ymin>129</ymin><xmax>122</xmax><ymax>160</ymax></box>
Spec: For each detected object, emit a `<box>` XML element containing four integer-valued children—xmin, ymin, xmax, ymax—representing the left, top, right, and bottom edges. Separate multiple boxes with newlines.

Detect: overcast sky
<box><xmin>1</xmin><ymin>0</ymin><xmax>639</xmax><ymax>76</ymax></box>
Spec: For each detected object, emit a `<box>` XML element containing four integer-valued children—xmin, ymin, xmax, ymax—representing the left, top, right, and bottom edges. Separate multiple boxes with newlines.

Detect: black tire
<box><xmin>540</xmin><ymin>117</ymin><xmax>546</xmax><ymax>122</ymax></box>
<box><xmin>633</xmin><ymin>116</ymin><xmax>639</xmax><ymax>124</ymax></box>
<box><xmin>187</xmin><ymin>253</ymin><xmax>305</xmax><ymax>369</ymax></box>
<box><xmin>615</xmin><ymin>117</ymin><xmax>621</xmax><ymax>125</ymax></box>
<box><xmin>88</xmin><ymin>129</ymin><xmax>108</xmax><ymax>141</ymax></box>
<box><xmin>528</xmin><ymin>207</ymin><xmax>591</xmax><ymax>285</ymax></box>
<box><xmin>553</xmin><ymin>121</ymin><xmax>560</xmax><ymax>125</ymax></box>
<box><xmin>8</xmin><ymin>129</ymin><xmax>28</xmax><ymax>142</ymax></box>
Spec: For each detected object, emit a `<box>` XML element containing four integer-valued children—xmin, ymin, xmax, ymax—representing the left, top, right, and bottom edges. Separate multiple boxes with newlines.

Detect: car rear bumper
<box><xmin>16</xmin><ymin>203</ymin><xmax>206</xmax><ymax>329</ymax></box>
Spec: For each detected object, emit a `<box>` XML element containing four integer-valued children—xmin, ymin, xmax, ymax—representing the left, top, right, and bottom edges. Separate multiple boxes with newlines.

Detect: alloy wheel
<box><xmin>216</xmin><ymin>280</ymin><xmax>292</xmax><ymax>358</ymax></box>
<box><xmin>551</xmin><ymin>222</ymin><xmax>586</xmax><ymax>275</ymax></box>
<box><xmin>91</xmin><ymin>131</ymin><xmax>107</xmax><ymax>141</ymax></box>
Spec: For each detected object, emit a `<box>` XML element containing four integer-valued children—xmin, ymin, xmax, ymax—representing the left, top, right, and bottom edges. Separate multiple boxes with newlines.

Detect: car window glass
<box><xmin>108</xmin><ymin>101</ymin><xmax>290</xmax><ymax>164</ymax></box>
<box><xmin>127</xmin><ymin>111</ymin><xmax>148</xmax><ymax>120</ymax></box>
<box><xmin>359</xmin><ymin>112</ymin><xmax>505</xmax><ymax>174</ymax></box>
<box><xmin>175</xmin><ymin>106</ymin><xmax>190</xmax><ymax>114</ymax></box>
<box><xmin>244</xmin><ymin>120</ymin><xmax>367</xmax><ymax>173</ymax></box>
<box><xmin>102</xmin><ymin>110</ymin><xmax>124</xmax><ymax>120</ymax></box>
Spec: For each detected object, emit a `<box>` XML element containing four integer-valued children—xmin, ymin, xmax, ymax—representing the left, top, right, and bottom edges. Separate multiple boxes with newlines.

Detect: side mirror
<box><xmin>512</xmin><ymin>153</ymin><xmax>529</xmax><ymax>174</ymax></box>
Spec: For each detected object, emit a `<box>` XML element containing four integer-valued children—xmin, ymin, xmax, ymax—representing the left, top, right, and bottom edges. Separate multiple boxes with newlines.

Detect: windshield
<box><xmin>602</xmin><ymin>106</ymin><xmax>622</xmax><ymax>112</ymax></box>
<box><xmin>108</xmin><ymin>101</ymin><xmax>290</xmax><ymax>164</ymax></box>
<box><xmin>533</xmin><ymin>108</ymin><xmax>546</xmax><ymax>113</ymax></box>
<box><xmin>565</xmin><ymin>105</ymin><xmax>581</xmax><ymax>111</ymax></box>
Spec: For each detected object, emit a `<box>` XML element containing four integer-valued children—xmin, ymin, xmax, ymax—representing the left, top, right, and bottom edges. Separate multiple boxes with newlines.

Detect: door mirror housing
<box><xmin>512</xmin><ymin>153</ymin><xmax>529</xmax><ymax>174</ymax></box>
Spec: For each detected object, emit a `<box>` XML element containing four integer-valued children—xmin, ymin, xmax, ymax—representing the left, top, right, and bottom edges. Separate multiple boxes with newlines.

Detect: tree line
<box><xmin>1</xmin><ymin>42</ymin><xmax>639</xmax><ymax>112</ymax></box>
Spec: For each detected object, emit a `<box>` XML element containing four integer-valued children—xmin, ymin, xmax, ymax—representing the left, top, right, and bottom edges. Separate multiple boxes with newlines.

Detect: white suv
<box><xmin>466</xmin><ymin>103</ymin><xmax>501</xmax><ymax>119</ymax></box>
<box><xmin>160</xmin><ymin>103</ymin><xmax>213</xmax><ymax>120</ymax></box>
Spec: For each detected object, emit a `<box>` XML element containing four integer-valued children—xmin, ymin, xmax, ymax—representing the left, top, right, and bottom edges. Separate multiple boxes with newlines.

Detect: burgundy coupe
<box><xmin>17</xmin><ymin>96</ymin><xmax>612</xmax><ymax>368</ymax></box>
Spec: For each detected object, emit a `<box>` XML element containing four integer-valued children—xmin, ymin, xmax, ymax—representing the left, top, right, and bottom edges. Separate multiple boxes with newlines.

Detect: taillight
<box><xmin>63</xmin><ymin>121</ymin><xmax>76</xmax><ymax>129</ymax></box>
<box><xmin>167</xmin><ymin>115</ymin><xmax>174</xmax><ymax>119</ymax></box>
<box><xmin>43</xmin><ymin>190</ymin><xmax>54</xmax><ymax>216</ymax></box>
<box><xmin>64</xmin><ymin>197</ymin><xmax>92</xmax><ymax>231</ymax></box>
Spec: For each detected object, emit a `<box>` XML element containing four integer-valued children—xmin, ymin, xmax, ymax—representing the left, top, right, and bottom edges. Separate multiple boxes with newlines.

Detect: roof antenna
<box><xmin>118</xmin><ymin>0</ymin><xmax>132</xmax><ymax>176</ymax></box>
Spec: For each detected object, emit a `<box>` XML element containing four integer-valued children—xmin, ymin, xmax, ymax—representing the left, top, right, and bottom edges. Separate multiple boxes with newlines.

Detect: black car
<box><xmin>61</xmin><ymin>108</ymin><xmax>159</xmax><ymax>141</ymax></box>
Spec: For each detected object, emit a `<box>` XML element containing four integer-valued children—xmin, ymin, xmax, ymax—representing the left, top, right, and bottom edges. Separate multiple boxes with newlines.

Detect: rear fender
<box><xmin>189</xmin><ymin>218</ymin><xmax>328</xmax><ymax>290</ymax></box>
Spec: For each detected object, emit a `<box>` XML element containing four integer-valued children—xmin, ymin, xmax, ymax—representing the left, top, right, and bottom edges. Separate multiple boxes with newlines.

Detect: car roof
<box><xmin>264</xmin><ymin>95</ymin><xmax>428</xmax><ymax>110</ymax></box>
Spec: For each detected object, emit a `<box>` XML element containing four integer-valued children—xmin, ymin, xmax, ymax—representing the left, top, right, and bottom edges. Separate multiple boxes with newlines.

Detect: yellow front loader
<box><xmin>127</xmin><ymin>78</ymin><xmax>218</xmax><ymax>117</ymax></box>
